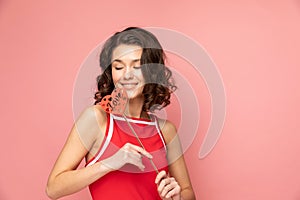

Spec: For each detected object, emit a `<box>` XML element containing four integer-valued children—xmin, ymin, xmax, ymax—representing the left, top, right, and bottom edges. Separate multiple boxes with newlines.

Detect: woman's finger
<box><xmin>156</xmin><ymin>175</ymin><xmax>181</xmax><ymax>199</ymax></box>
<box><xmin>165</xmin><ymin>184</ymin><xmax>181</xmax><ymax>199</ymax></box>
<box><xmin>125</xmin><ymin>143</ymin><xmax>153</xmax><ymax>159</ymax></box>
<box><xmin>157</xmin><ymin>177</ymin><xmax>172</xmax><ymax>192</ymax></box>
<box><xmin>155</xmin><ymin>170</ymin><xmax>167</xmax><ymax>184</ymax></box>
<box><xmin>160</xmin><ymin>180</ymin><xmax>175</xmax><ymax>197</ymax></box>
<box><xmin>125</xmin><ymin>149</ymin><xmax>145</xmax><ymax>170</ymax></box>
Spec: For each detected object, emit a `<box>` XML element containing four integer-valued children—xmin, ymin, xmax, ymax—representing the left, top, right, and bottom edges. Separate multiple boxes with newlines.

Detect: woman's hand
<box><xmin>100</xmin><ymin>143</ymin><xmax>153</xmax><ymax>171</ymax></box>
<box><xmin>155</xmin><ymin>170</ymin><xmax>181</xmax><ymax>200</ymax></box>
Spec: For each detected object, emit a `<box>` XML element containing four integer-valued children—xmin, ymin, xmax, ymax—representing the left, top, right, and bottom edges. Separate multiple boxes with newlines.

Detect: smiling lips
<box><xmin>120</xmin><ymin>82</ymin><xmax>139</xmax><ymax>90</ymax></box>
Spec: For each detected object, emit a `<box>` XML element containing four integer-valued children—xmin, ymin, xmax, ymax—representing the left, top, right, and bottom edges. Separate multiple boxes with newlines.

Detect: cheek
<box><xmin>112</xmin><ymin>70</ymin><xmax>122</xmax><ymax>84</ymax></box>
<box><xmin>135</xmin><ymin>70</ymin><xmax>145</xmax><ymax>82</ymax></box>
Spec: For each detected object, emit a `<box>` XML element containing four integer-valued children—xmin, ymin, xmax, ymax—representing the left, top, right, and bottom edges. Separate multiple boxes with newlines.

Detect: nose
<box><xmin>123</xmin><ymin>66</ymin><xmax>134</xmax><ymax>80</ymax></box>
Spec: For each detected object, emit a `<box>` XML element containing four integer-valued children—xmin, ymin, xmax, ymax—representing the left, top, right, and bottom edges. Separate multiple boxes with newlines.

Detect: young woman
<box><xmin>46</xmin><ymin>27</ymin><xmax>196</xmax><ymax>200</ymax></box>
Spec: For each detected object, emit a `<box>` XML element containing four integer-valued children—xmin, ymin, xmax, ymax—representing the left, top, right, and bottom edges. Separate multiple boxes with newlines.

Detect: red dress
<box><xmin>86</xmin><ymin>113</ymin><xmax>168</xmax><ymax>200</ymax></box>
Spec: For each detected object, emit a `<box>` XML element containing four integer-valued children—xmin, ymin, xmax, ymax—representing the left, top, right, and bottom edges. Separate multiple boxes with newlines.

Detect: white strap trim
<box><xmin>111</xmin><ymin>114</ymin><xmax>156</xmax><ymax>125</ymax></box>
<box><xmin>87</xmin><ymin>114</ymin><xmax>114</xmax><ymax>167</ymax></box>
<box><xmin>154</xmin><ymin>117</ymin><xmax>167</xmax><ymax>152</ymax></box>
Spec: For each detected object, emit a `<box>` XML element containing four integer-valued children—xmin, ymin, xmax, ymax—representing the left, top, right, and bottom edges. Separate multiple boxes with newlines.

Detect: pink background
<box><xmin>1</xmin><ymin>0</ymin><xmax>300</xmax><ymax>199</ymax></box>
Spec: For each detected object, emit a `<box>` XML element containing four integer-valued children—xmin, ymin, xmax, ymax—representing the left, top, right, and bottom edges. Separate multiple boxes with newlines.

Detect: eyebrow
<box><xmin>112</xmin><ymin>59</ymin><xmax>141</xmax><ymax>64</ymax></box>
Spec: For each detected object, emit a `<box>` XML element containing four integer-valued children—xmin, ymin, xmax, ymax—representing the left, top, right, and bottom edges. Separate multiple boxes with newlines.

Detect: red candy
<box><xmin>100</xmin><ymin>88</ymin><xmax>128</xmax><ymax>115</ymax></box>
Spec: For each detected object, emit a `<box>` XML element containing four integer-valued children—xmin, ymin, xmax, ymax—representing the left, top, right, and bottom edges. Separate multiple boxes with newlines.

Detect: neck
<box><xmin>124</xmin><ymin>96</ymin><xmax>146</xmax><ymax>118</ymax></box>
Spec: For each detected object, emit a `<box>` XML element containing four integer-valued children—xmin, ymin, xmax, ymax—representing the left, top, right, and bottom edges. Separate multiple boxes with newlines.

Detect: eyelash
<box><xmin>114</xmin><ymin>66</ymin><xmax>141</xmax><ymax>70</ymax></box>
<box><xmin>115</xmin><ymin>67</ymin><xmax>123</xmax><ymax>70</ymax></box>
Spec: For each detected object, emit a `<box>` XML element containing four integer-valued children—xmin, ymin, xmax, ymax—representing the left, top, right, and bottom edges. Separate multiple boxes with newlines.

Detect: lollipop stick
<box><xmin>123</xmin><ymin>114</ymin><xmax>175</xmax><ymax>199</ymax></box>
<box><xmin>122</xmin><ymin>113</ymin><xmax>159</xmax><ymax>174</ymax></box>
<box><xmin>100</xmin><ymin>89</ymin><xmax>174</xmax><ymax>199</ymax></box>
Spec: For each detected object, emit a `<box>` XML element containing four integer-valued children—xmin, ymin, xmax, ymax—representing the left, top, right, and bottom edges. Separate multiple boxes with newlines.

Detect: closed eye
<box><xmin>133</xmin><ymin>66</ymin><xmax>141</xmax><ymax>69</ymax></box>
<box><xmin>114</xmin><ymin>66</ymin><xmax>124</xmax><ymax>70</ymax></box>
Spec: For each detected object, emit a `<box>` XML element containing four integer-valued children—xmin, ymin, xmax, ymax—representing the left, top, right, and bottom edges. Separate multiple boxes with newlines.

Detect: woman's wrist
<box><xmin>98</xmin><ymin>160</ymin><xmax>115</xmax><ymax>174</ymax></box>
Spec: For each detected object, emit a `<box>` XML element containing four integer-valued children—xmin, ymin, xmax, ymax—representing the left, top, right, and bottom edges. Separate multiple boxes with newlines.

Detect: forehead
<box><xmin>111</xmin><ymin>44</ymin><xmax>143</xmax><ymax>61</ymax></box>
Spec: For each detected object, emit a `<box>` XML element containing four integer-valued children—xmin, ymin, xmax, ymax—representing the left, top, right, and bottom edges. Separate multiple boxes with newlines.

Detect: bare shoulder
<box><xmin>77</xmin><ymin>105</ymin><xmax>106</xmax><ymax>122</ymax></box>
<box><xmin>156</xmin><ymin>117</ymin><xmax>177</xmax><ymax>144</ymax></box>
<box><xmin>74</xmin><ymin>105</ymin><xmax>107</xmax><ymax>143</ymax></box>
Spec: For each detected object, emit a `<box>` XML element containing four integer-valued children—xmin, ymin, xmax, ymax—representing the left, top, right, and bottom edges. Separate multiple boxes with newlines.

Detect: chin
<box><xmin>124</xmin><ymin>90</ymin><xmax>142</xmax><ymax>99</ymax></box>
<box><xmin>126</xmin><ymin>92</ymin><xmax>139</xmax><ymax>99</ymax></box>
<box><xmin>124</xmin><ymin>86</ymin><xmax>144</xmax><ymax>99</ymax></box>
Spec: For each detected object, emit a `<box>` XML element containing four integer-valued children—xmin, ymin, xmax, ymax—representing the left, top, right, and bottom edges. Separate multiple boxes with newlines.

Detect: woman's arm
<box><xmin>157</xmin><ymin>120</ymin><xmax>196</xmax><ymax>200</ymax></box>
<box><xmin>46</xmin><ymin>106</ymin><xmax>153</xmax><ymax>199</ymax></box>
<box><xmin>46</xmin><ymin>106</ymin><xmax>109</xmax><ymax>199</ymax></box>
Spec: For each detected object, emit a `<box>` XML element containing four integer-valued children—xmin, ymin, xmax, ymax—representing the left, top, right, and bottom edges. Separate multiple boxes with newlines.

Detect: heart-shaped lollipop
<box><xmin>99</xmin><ymin>88</ymin><xmax>128</xmax><ymax>115</ymax></box>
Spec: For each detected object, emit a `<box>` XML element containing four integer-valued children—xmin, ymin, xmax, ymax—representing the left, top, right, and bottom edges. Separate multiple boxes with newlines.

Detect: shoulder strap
<box><xmin>86</xmin><ymin>113</ymin><xmax>114</xmax><ymax>167</ymax></box>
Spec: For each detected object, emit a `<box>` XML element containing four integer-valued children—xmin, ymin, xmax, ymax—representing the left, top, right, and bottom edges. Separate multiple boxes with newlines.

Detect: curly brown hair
<box><xmin>94</xmin><ymin>27</ymin><xmax>177</xmax><ymax>112</ymax></box>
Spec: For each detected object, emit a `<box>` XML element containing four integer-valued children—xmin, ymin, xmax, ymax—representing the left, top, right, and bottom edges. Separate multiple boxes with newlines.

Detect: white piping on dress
<box><xmin>154</xmin><ymin>117</ymin><xmax>167</xmax><ymax>152</ymax></box>
<box><xmin>87</xmin><ymin>114</ymin><xmax>114</xmax><ymax>167</ymax></box>
<box><xmin>111</xmin><ymin>114</ymin><xmax>156</xmax><ymax>125</ymax></box>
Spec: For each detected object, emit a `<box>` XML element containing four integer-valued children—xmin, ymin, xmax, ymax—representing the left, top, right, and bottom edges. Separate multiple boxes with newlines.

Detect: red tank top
<box><xmin>86</xmin><ymin>113</ymin><xmax>168</xmax><ymax>200</ymax></box>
